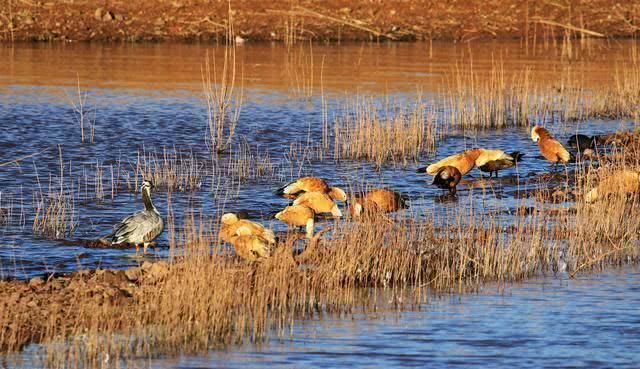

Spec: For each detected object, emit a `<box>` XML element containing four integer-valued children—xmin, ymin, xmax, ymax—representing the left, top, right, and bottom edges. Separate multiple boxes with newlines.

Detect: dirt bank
<box><xmin>1</xmin><ymin>0</ymin><xmax>639</xmax><ymax>43</ymax></box>
<box><xmin>0</xmin><ymin>261</ymin><xmax>170</xmax><ymax>352</ymax></box>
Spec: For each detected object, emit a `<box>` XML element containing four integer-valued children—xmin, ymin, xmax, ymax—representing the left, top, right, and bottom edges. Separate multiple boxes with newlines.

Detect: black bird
<box><xmin>567</xmin><ymin>134</ymin><xmax>596</xmax><ymax>152</ymax></box>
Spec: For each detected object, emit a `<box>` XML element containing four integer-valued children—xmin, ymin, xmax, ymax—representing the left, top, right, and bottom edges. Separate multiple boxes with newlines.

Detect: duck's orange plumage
<box><xmin>419</xmin><ymin>149</ymin><xmax>482</xmax><ymax>176</ymax></box>
<box><xmin>275</xmin><ymin>177</ymin><xmax>347</xmax><ymax>201</ymax></box>
<box><xmin>348</xmin><ymin>188</ymin><xmax>408</xmax><ymax>218</ymax></box>
<box><xmin>419</xmin><ymin>148</ymin><xmax>520</xmax><ymax>177</ymax></box>
<box><xmin>219</xmin><ymin>213</ymin><xmax>276</xmax><ymax>244</ymax></box>
<box><xmin>531</xmin><ymin>126</ymin><xmax>572</xmax><ymax>164</ymax></box>
<box><xmin>229</xmin><ymin>233</ymin><xmax>271</xmax><ymax>262</ymax></box>
<box><xmin>293</xmin><ymin>191</ymin><xmax>342</xmax><ymax>217</ymax></box>
<box><xmin>275</xmin><ymin>204</ymin><xmax>316</xmax><ymax>238</ymax></box>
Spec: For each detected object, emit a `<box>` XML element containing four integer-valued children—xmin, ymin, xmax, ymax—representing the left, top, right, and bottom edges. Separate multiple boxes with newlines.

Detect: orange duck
<box><xmin>274</xmin><ymin>176</ymin><xmax>347</xmax><ymax>201</ymax></box>
<box><xmin>348</xmin><ymin>188</ymin><xmax>408</xmax><ymax>218</ymax></box>
<box><xmin>531</xmin><ymin>125</ymin><xmax>573</xmax><ymax>169</ymax></box>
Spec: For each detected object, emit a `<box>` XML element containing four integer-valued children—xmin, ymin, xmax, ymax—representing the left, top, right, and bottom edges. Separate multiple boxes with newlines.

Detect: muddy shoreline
<box><xmin>1</xmin><ymin>1</ymin><xmax>638</xmax><ymax>43</ymax></box>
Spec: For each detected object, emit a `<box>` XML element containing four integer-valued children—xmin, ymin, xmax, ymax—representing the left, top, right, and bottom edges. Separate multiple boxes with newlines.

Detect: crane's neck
<box><xmin>142</xmin><ymin>187</ymin><xmax>156</xmax><ymax>212</ymax></box>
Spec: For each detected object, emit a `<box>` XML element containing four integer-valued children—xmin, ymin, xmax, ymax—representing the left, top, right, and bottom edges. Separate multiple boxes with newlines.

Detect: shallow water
<box><xmin>0</xmin><ymin>41</ymin><xmax>638</xmax><ymax>279</ymax></box>
<box><xmin>1</xmin><ymin>40</ymin><xmax>640</xmax><ymax>367</ymax></box>
<box><xmin>145</xmin><ymin>265</ymin><xmax>640</xmax><ymax>369</ymax></box>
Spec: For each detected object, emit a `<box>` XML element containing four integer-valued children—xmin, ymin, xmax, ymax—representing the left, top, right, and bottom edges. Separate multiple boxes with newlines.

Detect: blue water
<box><xmin>158</xmin><ymin>266</ymin><xmax>640</xmax><ymax>369</ymax></box>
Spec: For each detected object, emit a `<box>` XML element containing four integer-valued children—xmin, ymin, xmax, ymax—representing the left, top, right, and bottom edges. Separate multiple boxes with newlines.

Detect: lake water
<box><xmin>0</xmin><ymin>40</ymin><xmax>639</xmax><ymax>367</ymax></box>
<box><xmin>153</xmin><ymin>266</ymin><xmax>640</xmax><ymax>369</ymax></box>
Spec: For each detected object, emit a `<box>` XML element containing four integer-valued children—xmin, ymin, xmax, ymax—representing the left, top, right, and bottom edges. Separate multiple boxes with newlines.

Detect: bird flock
<box><xmin>104</xmin><ymin>125</ymin><xmax>640</xmax><ymax>261</ymax></box>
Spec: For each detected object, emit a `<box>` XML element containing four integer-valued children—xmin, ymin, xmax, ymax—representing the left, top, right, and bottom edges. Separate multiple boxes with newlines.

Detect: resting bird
<box><xmin>108</xmin><ymin>180</ymin><xmax>164</xmax><ymax>253</ymax></box>
<box><xmin>229</xmin><ymin>226</ymin><xmax>271</xmax><ymax>262</ymax></box>
<box><xmin>584</xmin><ymin>170</ymin><xmax>640</xmax><ymax>204</ymax></box>
<box><xmin>476</xmin><ymin>151</ymin><xmax>524</xmax><ymax>178</ymax></box>
<box><xmin>219</xmin><ymin>213</ymin><xmax>276</xmax><ymax>245</ymax></box>
<box><xmin>531</xmin><ymin>125</ymin><xmax>573</xmax><ymax>169</ymax></box>
<box><xmin>293</xmin><ymin>191</ymin><xmax>342</xmax><ymax>217</ymax></box>
<box><xmin>275</xmin><ymin>204</ymin><xmax>315</xmax><ymax>238</ymax></box>
<box><xmin>348</xmin><ymin>188</ymin><xmax>408</xmax><ymax>218</ymax></box>
<box><xmin>274</xmin><ymin>176</ymin><xmax>347</xmax><ymax>201</ymax></box>
<box><xmin>432</xmin><ymin>166</ymin><xmax>462</xmax><ymax>194</ymax></box>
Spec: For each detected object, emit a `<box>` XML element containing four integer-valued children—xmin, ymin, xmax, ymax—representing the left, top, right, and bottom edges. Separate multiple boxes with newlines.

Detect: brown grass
<box><xmin>327</xmin><ymin>96</ymin><xmax>438</xmax><ymax>167</ymax></box>
<box><xmin>202</xmin><ymin>31</ymin><xmax>244</xmax><ymax>155</ymax></box>
<box><xmin>31</xmin><ymin>148</ymin><xmax>78</xmax><ymax>239</ymax></box>
<box><xmin>133</xmin><ymin>147</ymin><xmax>204</xmax><ymax>192</ymax></box>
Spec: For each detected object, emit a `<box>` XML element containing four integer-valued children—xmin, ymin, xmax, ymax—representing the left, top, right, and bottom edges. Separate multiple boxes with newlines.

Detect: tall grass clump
<box><xmin>31</xmin><ymin>148</ymin><xmax>78</xmax><ymax>239</ymax></box>
<box><xmin>327</xmin><ymin>96</ymin><xmax>438</xmax><ymax>167</ymax></box>
<box><xmin>67</xmin><ymin>75</ymin><xmax>96</xmax><ymax>144</ymax></box>
<box><xmin>202</xmin><ymin>22</ymin><xmax>244</xmax><ymax>155</ymax></box>
<box><xmin>134</xmin><ymin>147</ymin><xmax>204</xmax><ymax>192</ymax></box>
<box><xmin>442</xmin><ymin>60</ymin><xmax>536</xmax><ymax>128</ymax></box>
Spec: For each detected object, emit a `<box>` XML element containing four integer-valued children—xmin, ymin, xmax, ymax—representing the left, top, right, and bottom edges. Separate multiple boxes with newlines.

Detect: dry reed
<box><xmin>327</xmin><ymin>96</ymin><xmax>438</xmax><ymax>167</ymax></box>
<box><xmin>202</xmin><ymin>17</ymin><xmax>244</xmax><ymax>155</ymax></box>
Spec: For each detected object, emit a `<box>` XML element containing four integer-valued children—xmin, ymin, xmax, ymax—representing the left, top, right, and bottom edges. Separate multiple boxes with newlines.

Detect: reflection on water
<box><xmin>152</xmin><ymin>266</ymin><xmax>640</xmax><ymax>369</ymax></box>
<box><xmin>0</xmin><ymin>41</ymin><xmax>634</xmax><ymax>94</ymax></box>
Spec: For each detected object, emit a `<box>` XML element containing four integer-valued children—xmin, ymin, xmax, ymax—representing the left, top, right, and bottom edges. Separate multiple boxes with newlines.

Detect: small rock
<box><xmin>154</xmin><ymin>18</ymin><xmax>165</xmax><ymax>26</ymax></box>
<box><xmin>114</xmin><ymin>14</ymin><xmax>125</xmax><ymax>22</ymax></box>
<box><xmin>28</xmin><ymin>277</ymin><xmax>44</xmax><ymax>289</ymax></box>
<box><xmin>235</xmin><ymin>35</ymin><xmax>246</xmax><ymax>44</ymax></box>
<box><xmin>23</xmin><ymin>16</ymin><xmax>35</xmax><ymax>25</ymax></box>
<box><xmin>94</xmin><ymin>8</ymin><xmax>103</xmax><ymax>21</ymax></box>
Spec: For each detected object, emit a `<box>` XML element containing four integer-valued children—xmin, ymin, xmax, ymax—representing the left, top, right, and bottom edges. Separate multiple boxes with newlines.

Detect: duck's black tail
<box><xmin>273</xmin><ymin>185</ymin><xmax>287</xmax><ymax>196</ymax></box>
<box><xmin>509</xmin><ymin>151</ymin><xmax>525</xmax><ymax>162</ymax></box>
<box><xmin>416</xmin><ymin>166</ymin><xmax>428</xmax><ymax>173</ymax></box>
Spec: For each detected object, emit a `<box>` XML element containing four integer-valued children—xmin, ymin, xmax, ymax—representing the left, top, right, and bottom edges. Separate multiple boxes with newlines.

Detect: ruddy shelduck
<box><xmin>418</xmin><ymin>148</ymin><xmax>522</xmax><ymax>178</ymax></box>
<box><xmin>476</xmin><ymin>150</ymin><xmax>524</xmax><ymax>177</ymax></box>
<box><xmin>275</xmin><ymin>176</ymin><xmax>347</xmax><ymax>201</ymax></box>
<box><xmin>432</xmin><ymin>166</ymin><xmax>462</xmax><ymax>194</ymax></box>
<box><xmin>275</xmin><ymin>204</ymin><xmax>315</xmax><ymax>238</ymax></box>
<box><xmin>348</xmin><ymin>188</ymin><xmax>408</xmax><ymax>218</ymax></box>
<box><xmin>229</xmin><ymin>227</ymin><xmax>271</xmax><ymax>262</ymax></box>
<box><xmin>531</xmin><ymin>126</ymin><xmax>573</xmax><ymax>168</ymax></box>
<box><xmin>584</xmin><ymin>170</ymin><xmax>640</xmax><ymax>204</ymax></box>
<box><xmin>417</xmin><ymin>149</ymin><xmax>480</xmax><ymax>176</ymax></box>
<box><xmin>219</xmin><ymin>213</ymin><xmax>276</xmax><ymax>244</ymax></box>
<box><xmin>293</xmin><ymin>191</ymin><xmax>342</xmax><ymax>217</ymax></box>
